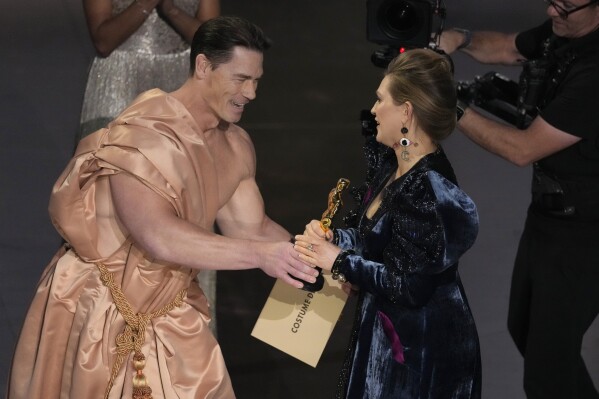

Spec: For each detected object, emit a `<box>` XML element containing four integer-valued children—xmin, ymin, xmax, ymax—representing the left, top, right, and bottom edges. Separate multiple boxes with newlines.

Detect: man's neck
<box><xmin>170</xmin><ymin>81</ymin><xmax>221</xmax><ymax>132</ymax></box>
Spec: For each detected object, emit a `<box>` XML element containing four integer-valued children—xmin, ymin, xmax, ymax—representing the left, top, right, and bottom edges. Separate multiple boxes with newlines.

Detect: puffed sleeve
<box><xmin>336</xmin><ymin>170</ymin><xmax>478</xmax><ymax>308</ymax></box>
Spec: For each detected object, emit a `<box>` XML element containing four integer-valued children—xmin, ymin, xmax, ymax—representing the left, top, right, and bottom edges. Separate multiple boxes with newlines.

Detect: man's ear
<box><xmin>195</xmin><ymin>54</ymin><xmax>211</xmax><ymax>79</ymax></box>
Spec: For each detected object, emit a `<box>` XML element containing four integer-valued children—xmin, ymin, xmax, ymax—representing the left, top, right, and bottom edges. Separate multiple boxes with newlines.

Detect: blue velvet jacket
<box><xmin>335</xmin><ymin>146</ymin><xmax>481</xmax><ymax>399</ymax></box>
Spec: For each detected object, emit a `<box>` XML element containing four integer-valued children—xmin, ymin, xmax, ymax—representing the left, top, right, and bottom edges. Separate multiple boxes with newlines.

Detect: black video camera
<box><xmin>456</xmin><ymin>58</ymin><xmax>552</xmax><ymax>129</ymax></box>
<box><xmin>367</xmin><ymin>0</ymin><xmax>446</xmax><ymax>68</ymax></box>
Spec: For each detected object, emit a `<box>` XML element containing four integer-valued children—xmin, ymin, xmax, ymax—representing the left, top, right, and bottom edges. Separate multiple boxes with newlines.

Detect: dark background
<box><xmin>1</xmin><ymin>1</ymin><xmax>597</xmax><ymax>398</ymax></box>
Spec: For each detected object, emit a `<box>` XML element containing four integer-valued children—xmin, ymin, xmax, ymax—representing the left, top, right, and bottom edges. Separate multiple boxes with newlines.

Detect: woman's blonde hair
<box><xmin>385</xmin><ymin>48</ymin><xmax>457</xmax><ymax>141</ymax></box>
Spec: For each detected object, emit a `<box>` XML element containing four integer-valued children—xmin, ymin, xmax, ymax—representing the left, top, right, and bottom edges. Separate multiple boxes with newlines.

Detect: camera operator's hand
<box><xmin>455</xmin><ymin>72</ymin><xmax>503</xmax><ymax>121</ymax></box>
<box><xmin>438</xmin><ymin>28</ymin><xmax>471</xmax><ymax>55</ymax></box>
<box><xmin>456</xmin><ymin>82</ymin><xmax>472</xmax><ymax>121</ymax></box>
<box><xmin>456</xmin><ymin>81</ymin><xmax>475</xmax><ymax>105</ymax></box>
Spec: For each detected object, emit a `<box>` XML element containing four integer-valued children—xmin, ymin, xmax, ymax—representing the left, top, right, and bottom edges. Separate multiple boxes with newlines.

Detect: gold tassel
<box><xmin>96</xmin><ymin>262</ymin><xmax>186</xmax><ymax>399</ymax></box>
<box><xmin>132</xmin><ymin>353</ymin><xmax>153</xmax><ymax>399</ymax></box>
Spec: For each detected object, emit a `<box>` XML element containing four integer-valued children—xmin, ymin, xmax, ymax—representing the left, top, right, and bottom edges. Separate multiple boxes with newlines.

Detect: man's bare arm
<box><xmin>109</xmin><ymin>172</ymin><xmax>317</xmax><ymax>287</ymax></box>
<box><xmin>458</xmin><ymin>108</ymin><xmax>581</xmax><ymax>166</ymax></box>
<box><xmin>216</xmin><ymin>176</ymin><xmax>291</xmax><ymax>241</ymax></box>
<box><xmin>440</xmin><ymin>29</ymin><xmax>524</xmax><ymax>65</ymax></box>
<box><xmin>214</xmin><ymin>125</ymin><xmax>292</xmax><ymax>242</ymax></box>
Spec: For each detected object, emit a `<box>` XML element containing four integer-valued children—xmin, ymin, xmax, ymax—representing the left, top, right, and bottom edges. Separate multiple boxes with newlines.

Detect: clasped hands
<box><xmin>135</xmin><ymin>0</ymin><xmax>177</xmax><ymax>16</ymax></box>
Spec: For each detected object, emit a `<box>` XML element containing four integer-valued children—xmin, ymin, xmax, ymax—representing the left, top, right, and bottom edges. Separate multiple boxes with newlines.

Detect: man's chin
<box><xmin>551</xmin><ymin>21</ymin><xmax>567</xmax><ymax>37</ymax></box>
<box><xmin>231</xmin><ymin>109</ymin><xmax>245</xmax><ymax>122</ymax></box>
<box><xmin>221</xmin><ymin>113</ymin><xmax>242</xmax><ymax>124</ymax></box>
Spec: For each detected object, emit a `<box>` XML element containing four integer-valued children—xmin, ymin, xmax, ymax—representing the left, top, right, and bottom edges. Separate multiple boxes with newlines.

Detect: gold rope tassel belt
<box><xmin>97</xmin><ymin>263</ymin><xmax>187</xmax><ymax>399</ymax></box>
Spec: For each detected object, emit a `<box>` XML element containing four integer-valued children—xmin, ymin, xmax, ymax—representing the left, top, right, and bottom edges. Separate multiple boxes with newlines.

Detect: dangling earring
<box><xmin>392</xmin><ymin>137</ymin><xmax>412</xmax><ymax>161</ymax></box>
<box><xmin>401</xmin><ymin>126</ymin><xmax>408</xmax><ymax>135</ymax></box>
<box><xmin>399</xmin><ymin>137</ymin><xmax>411</xmax><ymax>161</ymax></box>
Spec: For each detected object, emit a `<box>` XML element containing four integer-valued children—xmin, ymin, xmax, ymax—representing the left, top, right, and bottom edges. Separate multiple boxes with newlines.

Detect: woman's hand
<box><xmin>83</xmin><ymin>0</ymin><xmax>160</xmax><ymax>57</ymax></box>
<box><xmin>157</xmin><ymin>0</ymin><xmax>175</xmax><ymax>15</ymax></box>
<box><xmin>293</xmin><ymin>234</ymin><xmax>341</xmax><ymax>271</ymax></box>
<box><xmin>303</xmin><ymin>219</ymin><xmax>334</xmax><ymax>241</ymax></box>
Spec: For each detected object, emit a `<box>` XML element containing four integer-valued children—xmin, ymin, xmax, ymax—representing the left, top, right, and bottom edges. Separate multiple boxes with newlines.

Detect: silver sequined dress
<box><xmin>79</xmin><ymin>0</ymin><xmax>218</xmax><ymax>335</ymax></box>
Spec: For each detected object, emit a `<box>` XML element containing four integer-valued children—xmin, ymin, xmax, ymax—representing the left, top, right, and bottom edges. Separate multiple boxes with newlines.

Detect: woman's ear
<box><xmin>403</xmin><ymin>101</ymin><xmax>413</xmax><ymax>118</ymax></box>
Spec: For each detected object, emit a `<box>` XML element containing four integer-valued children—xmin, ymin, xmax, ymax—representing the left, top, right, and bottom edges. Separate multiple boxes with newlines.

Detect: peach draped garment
<box><xmin>7</xmin><ymin>89</ymin><xmax>235</xmax><ymax>399</ymax></box>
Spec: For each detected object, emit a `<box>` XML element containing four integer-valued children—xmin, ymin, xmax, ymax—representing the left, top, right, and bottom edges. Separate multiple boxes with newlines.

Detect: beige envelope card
<box><xmin>251</xmin><ymin>273</ymin><xmax>349</xmax><ymax>367</ymax></box>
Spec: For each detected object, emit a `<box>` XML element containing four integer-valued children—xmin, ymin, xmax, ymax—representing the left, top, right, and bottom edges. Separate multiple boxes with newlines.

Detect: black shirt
<box><xmin>516</xmin><ymin>20</ymin><xmax>599</xmax><ymax>180</ymax></box>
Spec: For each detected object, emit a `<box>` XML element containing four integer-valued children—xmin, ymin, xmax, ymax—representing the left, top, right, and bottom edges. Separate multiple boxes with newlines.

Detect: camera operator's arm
<box><xmin>440</xmin><ymin>29</ymin><xmax>524</xmax><ymax>65</ymax></box>
<box><xmin>458</xmin><ymin>108</ymin><xmax>581</xmax><ymax>166</ymax></box>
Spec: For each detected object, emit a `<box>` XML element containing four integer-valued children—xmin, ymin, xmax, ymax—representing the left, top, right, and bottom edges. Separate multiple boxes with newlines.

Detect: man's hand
<box><xmin>257</xmin><ymin>241</ymin><xmax>320</xmax><ymax>289</ymax></box>
<box><xmin>437</xmin><ymin>29</ymin><xmax>468</xmax><ymax>54</ymax></box>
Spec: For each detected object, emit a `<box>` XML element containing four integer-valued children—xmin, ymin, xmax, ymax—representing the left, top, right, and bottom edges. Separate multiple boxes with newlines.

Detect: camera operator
<box><xmin>437</xmin><ymin>2</ymin><xmax>599</xmax><ymax>398</ymax></box>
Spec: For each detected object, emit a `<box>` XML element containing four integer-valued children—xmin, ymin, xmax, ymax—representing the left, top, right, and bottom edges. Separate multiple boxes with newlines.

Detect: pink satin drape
<box><xmin>7</xmin><ymin>89</ymin><xmax>235</xmax><ymax>399</ymax></box>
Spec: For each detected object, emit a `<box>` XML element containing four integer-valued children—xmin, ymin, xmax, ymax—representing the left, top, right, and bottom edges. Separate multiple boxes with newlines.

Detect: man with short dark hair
<box><xmin>439</xmin><ymin>1</ymin><xmax>599</xmax><ymax>398</ymax></box>
<box><xmin>7</xmin><ymin>16</ymin><xmax>317</xmax><ymax>399</ymax></box>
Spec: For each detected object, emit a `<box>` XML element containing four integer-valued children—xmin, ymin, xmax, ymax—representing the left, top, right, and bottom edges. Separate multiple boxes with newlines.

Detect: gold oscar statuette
<box><xmin>299</xmin><ymin>178</ymin><xmax>351</xmax><ymax>292</ymax></box>
<box><xmin>320</xmin><ymin>178</ymin><xmax>351</xmax><ymax>231</ymax></box>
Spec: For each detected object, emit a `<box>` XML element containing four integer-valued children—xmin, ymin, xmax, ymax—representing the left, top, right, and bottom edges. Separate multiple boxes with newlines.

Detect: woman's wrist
<box><xmin>134</xmin><ymin>0</ymin><xmax>151</xmax><ymax>15</ymax></box>
<box><xmin>166</xmin><ymin>6</ymin><xmax>180</xmax><ymax>17</ymax></box>
<box><xmin>158</xmin><ymin>2</ymin><xmax>180</xmax><ymax>19</ymax></box>
<box><xmin>331</xmin><ymin>228</ymin><xmax>340</xmax><ymax>245</ymax></box>
<box><xmin>135</xmin><ymin>0</ymin><xmax>164</xmax><ymax>16</ymax></box>
<box><xmin>331</xmin><ymin>249</ymin><xmax>354</xmax><ymax>283</ymax></box>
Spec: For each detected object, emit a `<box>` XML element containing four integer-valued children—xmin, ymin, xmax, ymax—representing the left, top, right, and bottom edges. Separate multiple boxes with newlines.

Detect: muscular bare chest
<box><xmin>205</xmin><ymin>131</ymin><xmax>250</xmax><ymax>209</ymax></box>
